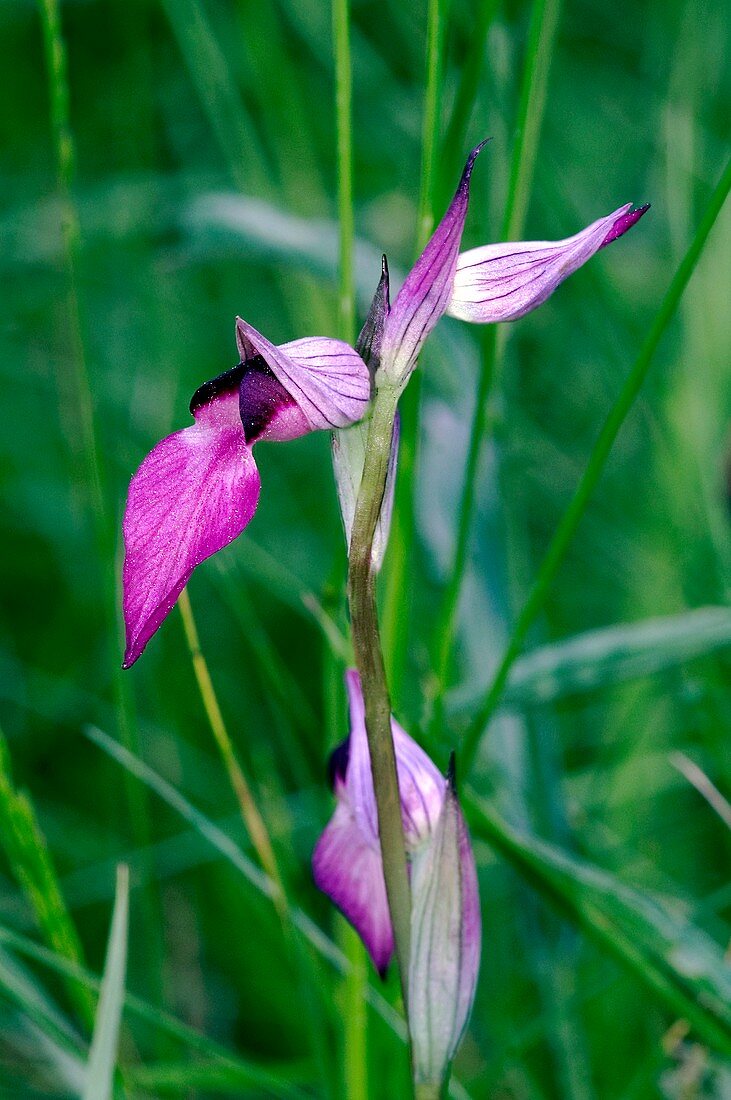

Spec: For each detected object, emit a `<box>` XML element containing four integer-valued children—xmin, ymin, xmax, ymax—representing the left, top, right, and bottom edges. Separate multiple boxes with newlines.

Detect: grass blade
<box><xmin>0</xmin><ymin>723</ymin><xmax>95</xmax><ymax>1027</ymax></box>
<box><xmin>465</xmin><ymin>789</ymin><xmax>731</xmax><ymax>1055</ymax></box>
<box><xmin>83</xmin><ymin>865</ymin><xmax>129</xmax><ymax>1100</ymax></box>
<box><xmin>449</xmin><ymin>607</ymin><xmax>731</xmax><ymax>712</ymax></box>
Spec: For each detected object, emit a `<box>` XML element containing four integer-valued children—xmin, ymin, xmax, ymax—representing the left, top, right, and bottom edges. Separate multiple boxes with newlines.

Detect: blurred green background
<box><xmin>1</xmin><ymin>0</ymin><xmax>731</xmax><ymax>1096</ymax></box>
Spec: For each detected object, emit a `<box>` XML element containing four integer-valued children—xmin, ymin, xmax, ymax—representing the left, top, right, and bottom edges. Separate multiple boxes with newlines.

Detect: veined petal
<box><xmin>312</xmin><ymin>800</ymin><xmax>394</xmax><ymax>976</ymax></box>
<box><xmin>409</xmin><ymin>761</ymin><xmax>481</xmax><ymax>1087</ymax></box>
<box><xmin>379</xmin><ymin>141</ymin><xmax>488</xmax><ymax>389</ymax></box>
<box><xmin>344</xmin><ymin>669</ymin><xmax>445</xmax><ymax>849</ymax></box>
<box><xmin>122</xmin><ymin>390</ymin><xmax>259</xmax><ymax>667</ymax></box>
<box><xmin>447</xmin><ymin>201</ymin><xmax>650</xmax><ymax>324</ymax></box>
<box><xmin>236</xmin><ymin>317</ymin><xmax>370</xmax><ymax>431</ymax></box>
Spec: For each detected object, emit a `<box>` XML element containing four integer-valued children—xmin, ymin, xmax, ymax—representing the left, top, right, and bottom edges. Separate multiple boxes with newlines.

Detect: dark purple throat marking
<box><xmin>189</xmin><ymin>354</ymin><xmax>296</xmax><ymax>443</ymax></box>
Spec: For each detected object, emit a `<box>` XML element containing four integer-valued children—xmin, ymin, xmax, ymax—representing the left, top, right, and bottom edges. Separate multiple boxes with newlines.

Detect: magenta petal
<box><xmin>235</xmin><ymin>317</ymin><xmax>370</xmax><ymax>431</ymax></box>
<box><xmin>312</xmin><ymin>800</ymin><xmax>394</xmax><ymax>975</ymax></box>
<box><xmin>380</xmin><ymin>141</ymin><xmax>488</xmax><ymax>388</ymax></box>
<box><xmin>447</xmin><ymin>202</ymin><xmax>649</xmax><ymax>324</ymax></box>
<box><xmin>122</xmin><ymin>391</ymin><xmax>260</xmax><ymax>667</ymax></box>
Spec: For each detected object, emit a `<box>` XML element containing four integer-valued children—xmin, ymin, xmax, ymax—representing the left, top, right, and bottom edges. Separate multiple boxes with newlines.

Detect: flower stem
<box><xmin>348</xmin><ymin>386</ymin><xmax>412</xmax><ymax>1012</ymax></box>
<box><xmin>414</xmin><ymin>1085</ymin><xmax>441</xmax><ymax>1100</ymax></box>
<box><xmin>461</xmin><ymin>151</ymin><xmax>731</xmax><ymax>776</ymax></box>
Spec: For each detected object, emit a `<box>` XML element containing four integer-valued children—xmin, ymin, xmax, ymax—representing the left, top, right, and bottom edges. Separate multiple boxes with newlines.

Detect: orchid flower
<box><xmin>312</xmin><ymin>671</ymin><xmax>479</xmax><ymax>980</ymax></box>
<box><xmin>122</xmin><ymin>318</ymin><xmax>370</xmax><ymax>667</ymax></box>
<box><xmin>377</xmin><ymin>140</ymin><xmax>650</xmax><ymax>391</ymax></box>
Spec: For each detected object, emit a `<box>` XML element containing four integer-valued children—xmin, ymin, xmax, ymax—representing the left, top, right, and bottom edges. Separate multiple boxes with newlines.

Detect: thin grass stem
<box><xmin>332</xmin><ymin>0</ymin><xmax>355</xmax><ymax>343</ymax></box>
<box><xmin>177</xmin><ymin>589</ymin><xmax>289</xmax><ymax>925</ymax></box>
<box><xmin>462</xmin><ymin>153</ymin><xmax>731</xmax><ymax>775</ymax></box>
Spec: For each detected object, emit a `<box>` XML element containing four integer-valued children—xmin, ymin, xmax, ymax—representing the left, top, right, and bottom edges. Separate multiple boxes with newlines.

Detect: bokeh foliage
<box><xmin>1</xmin><ymin>0</ymin><xmax>730</xmax><ymax>1096</ymax></box>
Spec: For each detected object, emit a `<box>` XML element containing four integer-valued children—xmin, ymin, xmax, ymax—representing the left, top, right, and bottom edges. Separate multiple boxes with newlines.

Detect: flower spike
<box><xmin>122</xmin><ymin>322</ymin><xmax>370</xmax><ymax>667</ymax></box>
<box><xmin>447</xmin><ymin>202</ymin><xmax>651</xmax><ymax>324</ymax></box>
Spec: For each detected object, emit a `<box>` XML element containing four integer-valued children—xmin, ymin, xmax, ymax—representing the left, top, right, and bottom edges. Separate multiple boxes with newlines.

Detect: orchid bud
<box><xmin>408</xmin><ymin>757</ymin><xmax>481</xmax><ymax>1091</ymax></box>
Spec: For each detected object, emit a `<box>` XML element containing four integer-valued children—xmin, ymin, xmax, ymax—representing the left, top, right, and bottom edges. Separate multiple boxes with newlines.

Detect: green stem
<box><xmin>429</xmin><ymin>0</ymin><xmax>563</xmax><ymax>724</ymax></box>
<box><xmin>348</xmin><ymin>387</ymin><xmax>412</xmax><ymax>1014</ymax></box>
<box><xmin>332</xmin><ymin>0</ymin><xmax>355</xmax><ymax>343</ymax></box>
<box><xmin>415</xmin><ymin>1085</ymin><xmax>442</xmax><ymax>1099</ymax></box>
<box><xmin>416</xmin><ymin>0</ymin><xmax>447</xmax><ymax>251</ymax></box>
<box><xmin>461</xmin><ymin>153</ymin><xmax>731</xmax><ymax>776</ymax></box>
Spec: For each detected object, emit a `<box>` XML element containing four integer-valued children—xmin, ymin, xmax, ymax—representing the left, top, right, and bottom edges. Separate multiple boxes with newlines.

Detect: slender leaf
<box><xmin>83</xmin><ymin>865</ymin><xmax>129</xmax><ymax>1100</ymax></box>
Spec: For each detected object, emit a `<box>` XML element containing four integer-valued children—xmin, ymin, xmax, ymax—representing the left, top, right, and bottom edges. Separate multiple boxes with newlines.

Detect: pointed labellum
<box><xmin>409</xmin><ymin>757</ymin><xmax>481</xmax><ymax>1088</ymax></box>
<box><xmin>122</xmin><ymin>390</ymin><xmax>261</xmax><ymax>667</ymax></box>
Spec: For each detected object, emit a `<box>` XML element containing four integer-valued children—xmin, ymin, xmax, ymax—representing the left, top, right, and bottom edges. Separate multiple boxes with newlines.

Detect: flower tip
<box><xmin>381</xmin><ymin>253</ymin><xmax>389</xmax><ymax>279</ymax></box>
<box><xmin>601</xmin><ymin>202</ymin><xmax>651</xmax><ymax>248</ymax></box>
<box><xmin>463</xmin><ymin>137</ymin><xmax>491</xmax><ymax>180</ymax></box>
<box><xmin>446</xmin><ymin>750</ymin><xmax>457</xmax><ymax>792</ymax></box>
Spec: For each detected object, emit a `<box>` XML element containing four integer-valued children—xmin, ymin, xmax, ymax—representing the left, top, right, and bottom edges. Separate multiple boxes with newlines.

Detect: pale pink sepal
<box><xmin>122</xmin><ymin>390</ymin><xmax>260</xmax><ymax>667</ymax></box>
<box><xmin>409</xmin><ymin>764</ymin><xmax>481</xmax><ymax>1088</ymax></box>
<box><xmin>235</xmin><ymin>317</ymin><xmax>370</xmax><ymax>431</ymax></box>
<box><xmin>447</xmin><ymin>202</ymin><xmax>650</xmax><ymax>324</ymax></box>
<box><xmin>379</xmin><ymin>141</ymin><xmax>488</xmax><ymax>389</ymax></box>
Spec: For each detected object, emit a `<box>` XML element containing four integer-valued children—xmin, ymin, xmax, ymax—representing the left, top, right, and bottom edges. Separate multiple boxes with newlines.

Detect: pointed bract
<box><xmin>447</xmin><ymin>202</ymin><xmax>650</xmax><ymax>324</ymax></box>
<box><xmin>236</xmin><ymin>317</ymin><xmax>370</xmax><ymax>430</ymax></box>
<box><xmin>122</xmin><ymin>390</ymin><xmax>260</xmax><ymax>667</ymax></box>
<box><xmin>332</xmin><ymin>257</ymin><xmax>397</xmax><ymax>570</ymax></box>
<box><xmin>379</xmin><ymin>142</ymin><xmax>488</xmax><ymax>389</ymax></box>
<box><xmin>409</xmin><ymin>762</ymin><xmax>481</xmax><ymax>1088</ymax></box>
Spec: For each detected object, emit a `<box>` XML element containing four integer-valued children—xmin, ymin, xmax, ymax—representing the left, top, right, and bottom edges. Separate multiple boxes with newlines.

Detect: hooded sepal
<box><xmin>409</xmin><ymin>756</ymin><xmax>481</xmax><ymax>1089</ymax></box>
<box><xmin>378</xmin><ymin>141</ymin><xmax>488</xmax><ymax>391</ymax></box>
<box><xmin>122</xmin><ymin>389</ymin><xmax>260</xmax><ymax>667</ymax></box>
<box><xmin>447</xmin><ymin>202</ymin><xmax>650</xmax><ymax>324</ymax></box>
<box><xmin>356</xmin><ymin>253</ymin><xmax>391</xmax><ymax>384</ymax></box>
<box><xmin>236</xmin><ymin>317</ymin><xmax>370</xmax><ymax>431</ymax></box>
